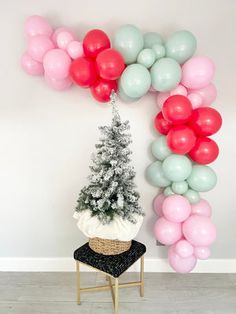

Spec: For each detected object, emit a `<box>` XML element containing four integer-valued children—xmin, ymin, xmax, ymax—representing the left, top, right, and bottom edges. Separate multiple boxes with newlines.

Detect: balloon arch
<box><xmin>21</xmin><ymin>15</ymin><xmax>222</xmax><ymax>273</ymax></box>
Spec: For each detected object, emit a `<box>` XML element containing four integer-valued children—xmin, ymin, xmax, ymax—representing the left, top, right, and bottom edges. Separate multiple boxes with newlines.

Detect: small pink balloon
<box><xmin>194</xmin><ymin>246</ymin><xmax>211</xmax><ymax>260</ymax></box>
<box><xmin>21</xmin><ymin>52</ymin><xmax>44</xmax><ymax>76</ymax></box>
<box><xmin>183</xmin><ymin>214</ymin><xmax>216</xmax><ymax>246</ymax></box>
<box><xmin>181</xmin><ymin>56</ymin><xmax>215</xmax><ymax>89</ymax></box>
<box><xmin>149</xmin><ymin>85</ymin><xmax>156</xmax><ymax>92</ymax></box>
<box><xmin>154</xmin><ymin>217</ymin><xmax>182</xmax><ymax>245</ymax></box>
<box><xmin>191</xmin><ymin>199</ymin><xmax>212</xmax><ymax>217</ymax></box>
<box><xmin>28</xmin><ymin>35</ymin><xmax>54</xmax><ymax>62</ymax></box>
<box><xmin>25</xmin><ymin>15</ymin><xmax>53</xmax><ymax>38</ymax></box>
<box><xmin>52</xmin><ymin>27</ymin><xmax>77</xmax><ymax>46</ymax></box>
<box><xmin>45</xmin><ymin>74</ymin><xmax>72</xmax><ymax>91</ymax></box>
<box><xmin>156</xmin><ymin>92</ymin><xmax>170</xmax><ymax>109</ymax></box>
<box><xmin>189</xmin><ymin>83</ymin><xmax>217</xmax><ymax>107</ymax></box>
<box><xmin>56</xmin><ymin>31</ymin><xmax>74</xmax><ymax>50</ymax></box>
<box><xmin>43</xmin><ymin>49</ymin><xmax>71</xmax><ymax>80</ymax></box>
<box><xmin>174</xmin><ymin>239</ymin><xmax>194</xmax><ymax>258</ymax></box>
<box><xmin>168</xmin><ymin>245</ymin><xmax>197</xmax><ymax>273</ymax></box>
<box><xmin>170</xmin><ymin>84</ymin><xmax>187</xmax><ymax>96</ymax></box>
<box><xmin>188</xmin><ymin>92</ymin><xmax>203</xmax><ymax>109</ymax></box>
<box><xmin>153</xmin><ymin>193</ymin><xmax>165</xmax><ymax>216</ymax></box>
<box><xmin>67</xmin><ymin>41</ymin><xmax>84</xmax><ymax>59</ymax></box>
<box><xmin>162</xmin><ymin>195</ymin><xmax>191</xmax><ymax>223</ymax></box>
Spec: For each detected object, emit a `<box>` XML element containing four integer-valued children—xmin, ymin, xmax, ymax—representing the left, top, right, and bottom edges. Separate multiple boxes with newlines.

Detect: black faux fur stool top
<box><xmin>74</xmin><ymin>240</ymin><xmax>146</xmax><ymax>278</ymax></box>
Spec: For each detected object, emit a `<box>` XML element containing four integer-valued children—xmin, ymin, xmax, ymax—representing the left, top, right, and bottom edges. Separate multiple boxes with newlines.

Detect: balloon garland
<box><xmin>21</xmin><ymin>15</ymin><xmax>222</xmax><ymax>273</ymax></box>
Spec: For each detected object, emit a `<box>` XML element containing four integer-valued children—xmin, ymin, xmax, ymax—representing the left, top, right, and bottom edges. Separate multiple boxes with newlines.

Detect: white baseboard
<box><xmin>0</xmin><ymin>257</ymin><xmax>235</xmax><ymax>273</ymax></box>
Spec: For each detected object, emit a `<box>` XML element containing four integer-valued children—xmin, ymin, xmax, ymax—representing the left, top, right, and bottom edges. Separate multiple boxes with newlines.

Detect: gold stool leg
<box><xmin>114</xmin><ymin>278</ymin><xmax>119</xmax><ymax>314</ymax></box>
<box><xmin>76</xmin><ymin>261</ymin><xmax>81</xmax><ymax>304</ymax></box>
<box><xmin>140</xmin><ymin>255</ymin><xmax>144</xmax><ymax>297</ymax></box>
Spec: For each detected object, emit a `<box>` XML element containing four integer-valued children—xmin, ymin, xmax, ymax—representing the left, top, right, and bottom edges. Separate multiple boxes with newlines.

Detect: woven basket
<box><xmin>89</xmin><ymin>237</ymin><xmax>132</xmax><ymax>255</ymax></box>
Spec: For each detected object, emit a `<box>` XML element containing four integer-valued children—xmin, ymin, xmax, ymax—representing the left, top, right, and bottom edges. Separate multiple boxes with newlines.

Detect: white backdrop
<box><xmin>0</xmin><ymin>0</ymin><xmax>236</xmax><ymax>270</ymax></box>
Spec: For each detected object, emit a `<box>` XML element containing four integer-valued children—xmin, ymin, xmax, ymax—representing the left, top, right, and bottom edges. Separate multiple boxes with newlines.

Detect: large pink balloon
<box><xmin>153</xmin><ymin>193</ymin><xmax>165</xmax><ymax>216</ymax></box>
<box><xmin>25</xmin><ymin>15</ymin><xmax>53</xmax><ymax>38</ymax></box>
<box><xmin>189</xmin><ymin>83</ymin><xmax>217</xmax><ymax>107</ymax></box>
<box><xmin>191</xmin><ymin>199</ymin><xmax>212</xmax><ymax>217</ymax></box>
<box><xmin>67</xmin><ymin>41</ymin><xmax>84</xmax><ymax>59</ymax></box>
<box><xmin>43</xmin><ymin>49</ymin><xmax>71</xmax><ymax>80</ymax></box>
<box><xmin>162</xmin><ymin>195</ymin><xmax>191</xmax><ymax>223</ymax></box>
<box><xmin>21</xmin><ymin>52</ymin><xmax>44</xmax><ymax>76</ymax></box>
<box><xmin>168</xmin><ymin>245</ymin><xmax>197</xmax><ymax>273</ymax></box>
<box><xmin>181</xmin><ymin>56</ymin><xmax>215</xmax><ymax>89</ymax></box>
<box><xmin>194</xmin><ymin>246</ymin><xmax>211</xmax><ymax>260</ymax></box>
<box><xmin>175</xmin><ymin>239</ymin><xmax>194</xmax><ymax>258</ymax></box>
<box><xmin>28</xmin><ymin>35</ymin><xmax>54</xmax><ymax>62</ymax></box>
<box><xmin>183</xmin><ymin>214</ymin><xmax>216</xmax><ymax>246</ymax></box>
<box><xmin>45</xmin><ymin>74</ymin><xmax>72</xmax><ymax>91</ymax></box>
<box><xmin>154</xmin><ymin>217</ymin><xmax>182</xmax><ymax>245</ymax></box>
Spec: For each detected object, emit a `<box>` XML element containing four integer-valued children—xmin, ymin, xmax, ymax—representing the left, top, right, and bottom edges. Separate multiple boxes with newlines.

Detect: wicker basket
<box><xmin>89</xmin><ymin>237</ymin><xmax>132</xmax><ymax>255</ymax></box>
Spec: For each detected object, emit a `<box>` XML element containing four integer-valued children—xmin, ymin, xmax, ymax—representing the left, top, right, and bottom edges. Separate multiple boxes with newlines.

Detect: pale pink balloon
<box><xmin>162</xmin><ymin>195</ymin><xmax>191</xmax><ymax>223</ymax></box>
<box><xmin>25</xmin><ymin>15</ymin><xmax>53</xmax><ymax>38</ymax></box>
<box><xmin>181</xmin><ymin>56</ymin><xmax>215</xmax><ymax>89</ymax></box>
<box><xmin>194</xmin><ymin>246</ymin><xmax>211</xmax><ymax>260</ymax></box>
<box><xmin>153</xmin><ymin>193</ymin><xmax>165</xmax><ymax>216</ymax></box>
<box><xmin>45</xmin><ymin>74</ymin><xmax>72</xmax><ymax>91</ymax></box>
<box><xmin>56</xmin><ymin>31</ymin><xmax>74</xmax><ymax>50</ymax></box>
<box><xmin>170</xmin><ymin>84</ymin><xmax>187</xmax><ymax>96</ymax></box>
<box><xmin>187</xmin><ymin>92</ymin><xmax>203</xmax><ymax>109</ymax></box>
<box><xmin>189</xmin><ymin>83</ymin><xmax>217</xmax><ymax>107</ymax></box>
<box><xmin>43</xmin><ymin>49</ymin><xmax>71</xmax><ymax>80</ymax></box>
<box><xmin>67</xmin><ymin>41</ymin><xmax>84</xmax><ymax>59</ymax></box>
<box><xmin>156</xmin><ymin>92</ymin><xmax>170</xmax><ymax>109</ymax></box>
<box><xmin>28</xmin><ymin>35</ymin><xmax>54</xmax><ymax>62</ymax></box>
<box><xmin>191</xmin><ymin>199</ymin><xmax>212</xmax><ymax>217</ymax></box>
<box><xmin>183</xmin><ymin>214</ymin><xmax>216</xmax><ymax>246</ymax></box>
<box><xmin>52</xmin><ymin>27</ymin><xmax>77</xmax><ymax>46</ymax></box>
<box><xmin>21</xmin><ymin>52</ymin><xmax>44</xmax><ymax>76</ymax></box>
<box><xmin>154</xmin><ymin>217</ymin><xmax>182</xmax><ymax>245</ymax></box>
<box><xmin>168</xmin><ymin>245</ymin><xmax>197</xmax><ymax>273</ymax></box>
<box><xmin>174</xmin><ymin>239</ymin><xmax>194</xmax><ymax>258</ymax></box>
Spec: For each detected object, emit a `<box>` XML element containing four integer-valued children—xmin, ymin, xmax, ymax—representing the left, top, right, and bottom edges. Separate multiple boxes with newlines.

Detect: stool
<box><xmin>74</xmin><ymin>240</ymin><xmax>146</xmax><ymax>314</ymax></box>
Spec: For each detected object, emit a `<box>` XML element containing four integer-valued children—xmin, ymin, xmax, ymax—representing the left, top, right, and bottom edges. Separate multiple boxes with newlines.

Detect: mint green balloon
<box><xmin>150</xmin><ymin>58</ymin><xmax>181</xmax><ymax>92</ymax></box>
<box><xmin>146</xmin><ymin>161</ymin><xmax>170</xmax><ymax>187</ymax></box>
<box><xmin>187</xmin><ymin>165</ymin><xmax>217</xmax><ymax>192</ymax></box>
<box><xmin>162</xmin><ymin>154</ymin><xmax>192</xmax><ymax>182</ymax></box>
<box><xmin>118</xmin><ymin>80</ymin><xmax>140</xmax><ymax>103</ymax></box>
<box><xmin>172</xmin><ymin>181</ymin><xmax>188</xmax><ymax>194</ymax></box>
<box><xmin>120</xmin><ymin>64</ymin><xmax>151</xmax><ymax>98</ymax></box>
<box><xmin>144</xmin><ymin>32</ymin><xmax>163</xmax><ymax>48</ymax></box>
<box><xmin>151</xmin><ymin>136</ymin><xmax>171</xmax><ymax>161</ymax></box>
<box><xmin>137</xmin><ymin>48</ymin><xmax>156</xmax><ymax>68</ymax></box>
<box><xmin>113</xmin><ymin>24</ymin><xmax>144</xmax><ymax>64</ymax></box>
<box><xmin>165</xmin><ymin>30</ymin><xmax>197</xmax><ymax>64</ymax></box>
<box><xmin>164</xmin><ymin>186</ymin><xmax>175</xmax><ymax>196</ymax></box>
<box><xmin>183</xmin><ymin>189</ymin><xmax>200</xmax><ymax>204</ymax></box>
<box><xmin>152</xmin><ymin>44</ymin><xmax>165</xmax><ymax>60</ymax></box>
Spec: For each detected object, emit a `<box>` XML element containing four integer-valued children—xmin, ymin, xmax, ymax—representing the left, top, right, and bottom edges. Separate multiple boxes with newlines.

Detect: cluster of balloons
<box><xmin>153</xmin><ymin>193</ymin><xmax>216</xmax><ymax>273</ymax></box>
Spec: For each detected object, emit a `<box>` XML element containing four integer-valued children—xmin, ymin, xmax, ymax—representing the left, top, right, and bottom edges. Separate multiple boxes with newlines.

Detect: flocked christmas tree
<box><xmin>75</xmin><ymin>93</ymin><xmax>144</xmax><ymax>225</ymax></box>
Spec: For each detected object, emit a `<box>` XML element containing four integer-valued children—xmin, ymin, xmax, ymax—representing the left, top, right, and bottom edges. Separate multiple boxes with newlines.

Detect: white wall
<box><xmin>0</xmin><ymin>0</ymin><xmax>236</xmax><ymax>269</ymax></box>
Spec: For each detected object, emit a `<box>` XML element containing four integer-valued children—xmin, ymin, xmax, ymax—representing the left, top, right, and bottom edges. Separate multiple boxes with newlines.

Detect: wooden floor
<box><xmin>0</xmin><ymin>272</ymin><xmax>235</xmax><ymax>314</ymax></box>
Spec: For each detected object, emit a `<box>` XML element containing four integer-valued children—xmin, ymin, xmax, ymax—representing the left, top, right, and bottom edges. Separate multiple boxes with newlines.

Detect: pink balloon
<box><xmin>149</xmin><ymin>85</ymin><xmax>156</xmax><ymax>92</ymax></box>
<box><xmin>183</xmin><ymin>214</ymin><xmax>216</xmax><ymax>246</ymax></box>
<box><xmin>170</xmin><ymin>84</ymin><xmax>187</xmax><ymax>96</ymax></box>
<box><xmin>191</xmin><ymin>199</ymin><xmax>212</xmax><ymax>217</ymax></box>
<box><xmin>67</xmin><ymin>41</ymin><xmax>84</xmax><ymax>59</ymax></box>
<box><xmin>189</xmin><ymin>83</ymin><xmax>217</xmax><ymax>107</ymax></box>
<box><xmin>156</xmin><ymin>92</ymin><xmax>170</xmax><ymax>109</ymax></box>
<box><xmin>194</xmin><ymin>246</ymin><xmax>211</xmax><ymax>260</ymax></box>
<box><xmin>56</xmin><ymin>31</ymin><xmax>74</xmax><ymax>50</ymax></box>
<box><xmin>28</xmin><ymin>35</ymin><xmax>54</xmax><ymax>62</ymax></box>
<box><xmin>25</xmin><ymin>15</ymin><xmax>53</xmax><ymax>38</ymax></box>
<box><xmin>175</xmin><ymin>239</ymin><xmax>194</xmax><ymax>258</ymax></box>
<box><xmin>181</xmin><ymin>56</ymin><xmax>215</xmax><ymax>89</ymax></box>
<box><xmin>187</xmin><ymin>93</ymin><xmax>203</xmax><ymax>109</ymax></box>
<box><xmin>168</xmin><ymin>245</ymin><xmax>197</xmax><ymax>273</ymax></box>
<box><xmin>154</xmin><ymin>217</ymin><xmax>182</xmax><ymax>245</ymax></box>
<box><xmin>43</xmin><ymin>49</ymin><xmax>71</xmax><ymax>80</ymax></box>
<box><xmin>153</xmin><ymin>193</ymin><xmax>165</xmax><ymax>216</ymax></box>
<box><xmin>162</xmin><ymin>195</ymin><xmax>191</xmax><ymax>223</ymax></box>
<box><xmin>45</xmin><ymin>74</ymin><xmax>72</xmax><ymax>91</ymax></box>
<box><xmin>21</xmin><ymin>52</ymin><xmax>44</xmax><ymax>76</ymax></box>
<box><xmin>52</xmin><ymin>27</ymin><xmax>77</xmax><ymax>46</ymax></box>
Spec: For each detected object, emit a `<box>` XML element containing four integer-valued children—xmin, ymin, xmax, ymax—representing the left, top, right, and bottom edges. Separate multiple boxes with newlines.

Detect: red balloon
<box><xmin>162</xmin><ymin>95</ymin><xmax>193</xmax><ymax>124</ymax></box>
<box><xmin>70</xmin><ymin>57</ymin><xmax>98</xmax><ymax>88</ymax></box>
<box><xmin>96</xmin><ymin>48</ymin><xmax>125</xmax><ymax>80</ymax></box>
<box><xmin>83</xmin><ymin>29</ymin><xmax>110</xmax><ymax>59</ymax></box>
<box><xmin>188</xmin><ymin>137</ymin><xmax>219</xmax><ymax>164</ymax></box>
<box><xmin>188</xmin><ymin>107</ymin><xmax>222</xmax><ymax>136</ymax></box>
<box><xmin>167</xmin><ymin>125</ymin><xmax>197</xmax><ymax>154</ymax></box>
<box><xmin>91</xmin><ymin>78</ymin><xmax>117</xmax><ymax>103</ymax></box>
<box><xmin>154</xmin><ymin>112</ymin><xmax>172</xmax><ymax>135</ymax></box>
